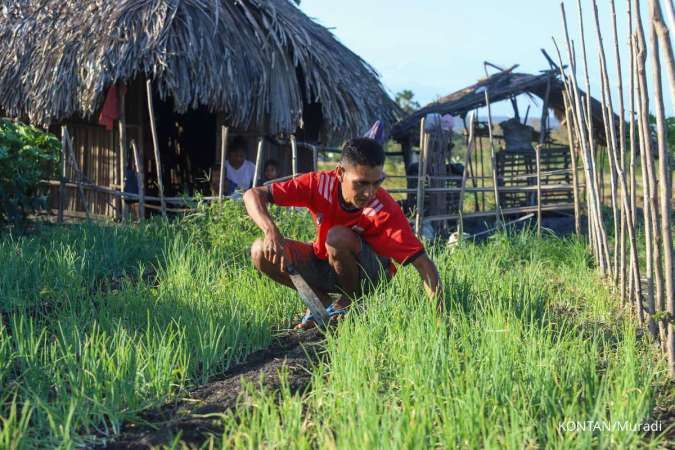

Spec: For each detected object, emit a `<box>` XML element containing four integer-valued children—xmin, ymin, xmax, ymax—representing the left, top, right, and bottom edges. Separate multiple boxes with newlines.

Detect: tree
<box><xmin>395</xmin><ymin>90</ymin><xmax>421</xmax><ymax>114</ymax></box>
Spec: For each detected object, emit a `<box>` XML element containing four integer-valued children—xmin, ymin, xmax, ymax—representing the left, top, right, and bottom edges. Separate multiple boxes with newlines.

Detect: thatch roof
<box><xmin>391</xmin><ymin>68</ymin><xmax>609</xmax><ymax>142</ymax></box>
<box><xmin>0</xmin><ymin>0</ymin><xmax>399</xmax><ymax>139</ymax></box>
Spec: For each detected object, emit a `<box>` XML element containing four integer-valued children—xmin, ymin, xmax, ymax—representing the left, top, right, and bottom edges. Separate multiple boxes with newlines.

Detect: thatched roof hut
<box><xmin>0</xmin><ymin>0</ymin><xmax>397</xmax><ymax>138</ymax></box>
<box><xmin>0</xmin><ymin>0</ymin><xmax>399</xmax><ymax>219</ymax></box>
<box><xmin>391</xmin><ymin>68</ymin><xmax>608</xmax><ymax>143</ymax></box>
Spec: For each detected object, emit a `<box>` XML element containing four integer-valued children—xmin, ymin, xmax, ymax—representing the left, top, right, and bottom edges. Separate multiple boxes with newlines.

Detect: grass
<box><xmin>0</xmin><ymin>202</ymin><xmax>670</xmax><ymax>449</ymax></box>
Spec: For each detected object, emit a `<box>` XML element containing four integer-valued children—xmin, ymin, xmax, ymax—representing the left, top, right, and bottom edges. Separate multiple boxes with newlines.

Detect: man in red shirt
<box><xmin>244</xmin><ymin>137</ymin><xmax>441</xmax><ymax>329</ymax></box>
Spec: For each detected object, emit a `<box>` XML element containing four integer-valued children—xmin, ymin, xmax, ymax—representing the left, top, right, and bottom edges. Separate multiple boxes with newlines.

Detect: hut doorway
<box><xmin>150</xmin><ymin>93</ymin><xmax>217</xmax><ymax>197</ymax></box>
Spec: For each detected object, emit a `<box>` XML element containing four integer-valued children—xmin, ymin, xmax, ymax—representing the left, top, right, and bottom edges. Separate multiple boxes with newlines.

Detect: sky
<box><xmin>299</xmin><ymin>0</ymin><xmax>673</xmax><ymax>118</ymax></box>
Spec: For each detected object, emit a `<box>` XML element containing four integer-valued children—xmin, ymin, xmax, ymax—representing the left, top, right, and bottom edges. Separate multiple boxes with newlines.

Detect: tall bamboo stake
<box><xmin>536</xmin><ymin>76</ymin><xmax>552</xmax><ymax>237</ymax></box>
<box><xmin>145</xmin><ymin>79</ymin><xmax>167</xmax><ymax>218</ymax></box>
<box><xmin>592</xmin><ymin>1</ymin><xmax>621</xmax><ymax>285</ymax></box>
<box><xmin>562</xmin><ymin>92</ymin><xmax>581</xmax><ymax>235</ymax></box>
<box><xmin>649</xmin><ymin>0</ymin><xmax>675</xmax><ymax>108</ymax></box>
<box><xmin>593</xmin><ymin>0</ymin><xmax>643</xmax><ymax>318</ymax></box>
<box><xmin>648</xmin><ymin>0</ymin><xmax>675</xmax><ymax>376</ymax></box>
<box><xmin>130</xmin><ymin>139</ymin><xmax>145</xmax><ymax>221</ymax></box>
<box><xmin>559</xmin><ymin>5</ymin><xmax>610</xmax><ymax>273</ymax></box>
<box><xmin>628</xmin><ymin>0</ymin><xmax>640</xmax><ymax>311</ymax></box>
<box><xmin>610</xmin><ymin>0</ymin><xmax>630</xmax><ymax>302</ymax></box>
<box><xmin>576</xmin><ymin>0</ymin><xmax>612</xmax><ymax>275</ymax></box>
<box><xmin>218</xmin><ymin>126</ymin><xmax>229</xmax><ymax>199</ymax></box>
<box><xmin>634</xmin><ymin>25</ymin><xmax>661</xmax><ymax>337</ymax></box>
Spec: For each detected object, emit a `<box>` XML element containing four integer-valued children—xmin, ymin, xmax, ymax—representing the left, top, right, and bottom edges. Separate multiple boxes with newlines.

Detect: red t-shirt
<box><xmin>269</xmin><ymin>170</ymin><xmax>425</xmax><ymax>274</ymax></box>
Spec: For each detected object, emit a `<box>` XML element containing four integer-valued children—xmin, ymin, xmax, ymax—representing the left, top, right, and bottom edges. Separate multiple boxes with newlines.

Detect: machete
<box><xmin>285</xmin><ymin>263</ymin><xmax>330</xmax><ymax>327</ymax></box>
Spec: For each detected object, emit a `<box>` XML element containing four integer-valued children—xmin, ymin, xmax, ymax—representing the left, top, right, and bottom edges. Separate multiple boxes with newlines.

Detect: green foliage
<box><xmin>395</xmin><ymin>89</ymin><xmax>421</xmax><ymax>114</ymax></box>
<box><xmin>0</xmin><ymin>120</ymin><xmax>60</xmax><ymax>224</ymax></box>
<box><xmin>0</xmin><ymin>207</ymin><xmax>666</xmax><ymax>448</ymax></box>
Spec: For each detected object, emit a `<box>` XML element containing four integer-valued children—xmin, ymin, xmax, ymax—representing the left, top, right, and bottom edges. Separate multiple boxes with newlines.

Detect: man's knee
<box><xmin>250</xmin><ymin>238</ymin><xmax>265</xmax><ymax>268</ymax></box>
<box><xmin>325</xmin><ymin>226</ymin><xmax>360</xmax><ymax>256</ymax></box>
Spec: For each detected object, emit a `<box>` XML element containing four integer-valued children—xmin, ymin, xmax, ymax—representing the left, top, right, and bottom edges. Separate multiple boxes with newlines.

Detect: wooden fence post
<box><xmin>130</xmin><ymin>139</ymin><xmax>145</xmax><ymax>221</ymax></box>
<box><xmin>145</xmin><ymin>79</ymin><xmax>167</xmax><ymax>218</ymax></box>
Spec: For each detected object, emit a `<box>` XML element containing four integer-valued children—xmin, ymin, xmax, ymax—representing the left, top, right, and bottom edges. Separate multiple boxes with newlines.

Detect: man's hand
<box><xmin>411</xmin><ymin>254</ymin><xmax>443</xmax><ymax>313</ymax></box>
<box><xmin>263</xmin><ymin>228</ymin><xmax>286</xmax><ymax>269</ymax></box>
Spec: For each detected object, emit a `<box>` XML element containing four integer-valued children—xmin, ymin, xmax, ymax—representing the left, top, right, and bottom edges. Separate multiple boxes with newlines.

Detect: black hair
<box><xmin>264</xmin><ymin>159</ymin><xmax>279</xmax><ymax>169</ymax></box>
<box><xmin>229</xmin><ymin>136</ymin><xmax>247</xmax><ymax>153</ymax></box>
<box><xmin>340</xmin><ymin>137</ymin><xmax>385</xmax><ymax>167</ymax></box>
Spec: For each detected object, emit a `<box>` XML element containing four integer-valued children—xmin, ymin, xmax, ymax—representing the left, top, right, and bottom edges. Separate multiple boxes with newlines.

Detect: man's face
<box><xmin>336</xmin><ymin>162</ymin><xmax>385</xmax><ymax>209</ymax></box>
<box><xmin>228</xmin><ymin>149</ymin><xmax>246</xmax><ymax>169</ymax></box>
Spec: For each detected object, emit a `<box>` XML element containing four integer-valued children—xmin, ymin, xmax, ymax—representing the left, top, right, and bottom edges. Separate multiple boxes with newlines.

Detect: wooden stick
<box><xmin>118</xmin><ymin>84</ymin><xmax>128</xmax><ymax>221</ymax></box>
<box><xmin>593</xmin><ymin>1</ymin><xmax>621</xmax><ymax>283</ymax></box>
<box><xmin>536</xmin><ymin>76</ymin><xmax>552</xmax><ymax>237</ymax></box>
<box><xmin>483</xmin><ymin>88</ymin><xmax>503</xmax><ymax>226</ymax></box>
<box><xmin>426</xmin><ymin>202</ymin><xmax>575</xmax><ymax>222</ymax></box>
<box><xmin>650</xmin><ymin>0</ymin><xmax>675</xmax><ymax>109</ymax></box>
<box><xmin>562</xmin><ymin>91</ymin><xmax>581</xmax><ymax>235</ymax></box>
<box><xmin>628</xmin><ymin>0</ymin><xmax>641</xmax><ymax>315</ymax></box>
<box><xmin>291</xmin><ymin>134</ymin><xmax>298</xmax><ymax>177</ymax></box>
<box><xmin>457</xmin><ymin>112</ymin><xmax>476</xmax><ymax>241</ymax></box>
<box><xmin>415</xmin><ymin>118</ymin><xmax>428</xmax><ymax>237</ymax></box>
<box><xmin>594</xmin><ymin>0</ymin><xmax>643</xmax><ymax>310</ymax></box>
<box><xmin>610</xmin><ymin>0</ymin><xmax>629</xmax><ymax>301</ymax></box>
<box><xmin>252</xmin><ymin>137</ymin><xmax>264</xmax><ymax>188</ymax></box>
<box><xmin>648</xmin><ymin>0</ymin><xmax>675</xmax><ymax>375</ymax></box>
<box><xmin>312</xmin><ymin>144</ymin><xmax>319</xmax><ymax>171</ymax></box>
<box><xmin>557</xmin><ymin>9</ymin><xmax>609</xmax><ymax>272</ymax></box>
<box><xmin>634</xmin><ymin>23</ymin><xmax>661</xmax><ymax>337</ymax></box>
<box><xmin>218</xmin><ymin>126</ymin><xmax>229</xmax><ymax>199</ymax></box>
<box><xmin>58</xmin><ymin>126</ymin><xmax>67</xmax><ymax>223</ymax></box>
<box><xmin>130</xmin><ymin>139</ymin><xmax>145</xmax><ymax>221</ymax></box>
<box><xmin>576</xmin><ymin>0</ymin><xmax>611</xmax><ymax>274</ymax></box>
<box><xmin>145</xmin><ymin>79</ymin><xmax>167</xmax><ymax>218</ymax></box>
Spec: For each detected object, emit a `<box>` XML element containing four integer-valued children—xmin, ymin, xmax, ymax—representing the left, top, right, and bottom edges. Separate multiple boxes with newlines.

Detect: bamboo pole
<box><xmin>575</xmin><ymin>0</ymin><xmax>612</xmax><ymax>274</ymax></box>
<box><xmin>628</xmin><ymin>0</ymin><xmax>640</xmax><ymax>313</ymax></box>
<box><xmin>457</xmin><ymin>113</ymin><xmax>476</xmax><ymax>241</ymax></box>
<box><xmin>634</xmin><ymin>26</ymin><xmax>661</xmax><ymax>336</ymax></box>
<box><xmin>130</xmin><ymin>139</ymin><xmax>145</xmax><ymax>221</ymax></box>
<box><xmin>483</xmin><ymin>89</ymin><xmax>503</xmax><ymax>226</ymax></box>
<box><xmin>415</xmin><ymin>118</ymin><xmax>428</xmax><ymax>237</ymax></box>
<box><xmin>291</xmin><ymin>134</ymin><xmax>298</xmax><ymax>177</ymax></box>
<box><xmin>218</xmin><ymin>126</ymin><xmax>229</xmax><ymax>199</ymax></box>
<box><xmin>610</xmin><ymin>0</ymin><xmax>630</xmax><ymax>301</ymax></box>
<box><xmin>145</xmin><ymin>79</ymin><xmax>167</xmax><ymax>218</ymax></box>
<box><xmin>562</xmin><ymin>92</ymin><xmax>581</xmax><ymax>235</ymax></box>
<box><xmin>118</xmin><ymin>85</ymin><xmax>128</xmax><ymax>221</ymax></box>
<box><xmin>558</xmin><ymin>7</ymin><xmax>610</xmax><ymax>273</ymax></box>
<box><xmin>648</xmin><ymin>0</ymin><xmax>675</xmax><ymax>375</ymax></box>
<box><xmin>252</xmin><ymin>137</ymin><xmax>264</xmax><ymax>188</ymax></box>
<box><xmin>58</xmin><ymin>127</ymin><xmax>67</xmax><ymax>223</ymax></box>
<box><xmin>592</xmin><ymin>1</ymin><xmax>621</xmax><ymax>284</ymax></box>
<box><xmin>594</xmin><ymin>0</ymin><xmax>643</xmax><ymax>313</ymax></box>
<box><xmin>535</xmin><ymin>144</ymin><xmax>542</xmax><ymax>238</ymax></box>
<box><xmin>649</xmin><ymin>0</ymin><xmax>675</xmax><ymax>109</ymax></box>
<box><xmin>312</xmin><ymin>144</ymin><xmax>318</xmax><ymax>171</ymax></box>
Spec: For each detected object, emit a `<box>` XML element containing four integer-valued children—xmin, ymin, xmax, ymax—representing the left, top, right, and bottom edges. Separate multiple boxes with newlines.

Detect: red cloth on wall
<box><xmin>98</xmin><ymin>84</ymin><xmax>127</xmax><ymax>130</ymax></box>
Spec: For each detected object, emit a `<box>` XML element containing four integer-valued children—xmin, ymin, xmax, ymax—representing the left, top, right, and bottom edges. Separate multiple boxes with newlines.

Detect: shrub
<box><xmin>0</xmin><ymin>119</ymin><xmax>60</xmax><ymax>223</ymax></box>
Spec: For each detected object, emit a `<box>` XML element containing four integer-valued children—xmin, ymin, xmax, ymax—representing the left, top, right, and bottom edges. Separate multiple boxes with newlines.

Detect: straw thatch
<box><xmin>391</xmin><ymin>69</ymin><xmax>609</xmax><ymax>142</ymax></box>
<box><xmin>0</xmin><ymin>0</ymin><xmax>398</xmax><ymax>139</ymax></box>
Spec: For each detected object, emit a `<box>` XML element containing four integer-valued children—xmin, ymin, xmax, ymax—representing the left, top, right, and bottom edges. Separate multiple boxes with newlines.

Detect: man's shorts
<box><xmin>284</xmin><ymin>239</ymin><xmax>392</xmax><ymax>295</ymax></box>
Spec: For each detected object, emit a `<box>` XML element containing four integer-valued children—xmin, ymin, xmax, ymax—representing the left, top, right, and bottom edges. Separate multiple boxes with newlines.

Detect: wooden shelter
<box><xmin>0</xmin><ymin>0</ymin><xmax>398</xmax><ymax>219</ymax></box>
<box><xmin>390</xmin><ymin>63</ymin><xmax>614</xmax><ymax>230</ymax></box>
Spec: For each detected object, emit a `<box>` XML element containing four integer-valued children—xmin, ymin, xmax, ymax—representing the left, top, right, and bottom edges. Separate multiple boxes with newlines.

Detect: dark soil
<box><xmin>97</xmin><ymin>328</ymin><xmax>325</xmax><ymax>450</ymax></box>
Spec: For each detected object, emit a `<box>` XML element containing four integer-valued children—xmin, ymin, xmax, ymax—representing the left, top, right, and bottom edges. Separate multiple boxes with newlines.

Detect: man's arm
<box><xmin>243</xmin><ymin>187</ymin><xmax>285</xmax><ymax>265</ymax></box>
<box><xmin>410</xmin><ymin>254</ymin><xmax>443</xmax><ymax>312</ymax></box>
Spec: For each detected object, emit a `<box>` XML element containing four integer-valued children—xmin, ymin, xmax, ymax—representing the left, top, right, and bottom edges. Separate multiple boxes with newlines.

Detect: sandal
<box><xmin>294</xmin><ymin>304</ymin><xmax>349</xmax><ymax>330</ymax></box>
